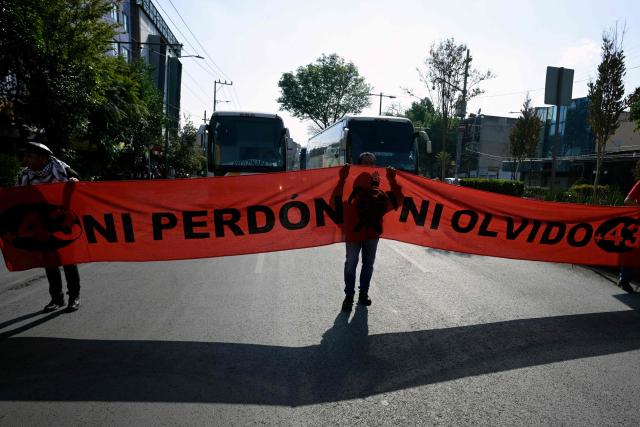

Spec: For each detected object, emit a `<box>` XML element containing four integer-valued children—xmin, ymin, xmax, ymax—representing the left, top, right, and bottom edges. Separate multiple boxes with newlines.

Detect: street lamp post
<box><xmin>112</xmin><ymin>41</ymin><xmax>205</xmax><ymax>178</ymax></box>
<box><xmin>160</xmin><ymin>50</ymin><xmax>205</xmax><ymax>178</ymax></box>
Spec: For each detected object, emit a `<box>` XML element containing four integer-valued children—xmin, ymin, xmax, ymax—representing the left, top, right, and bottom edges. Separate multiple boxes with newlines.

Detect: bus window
<box><xmin>209</xmin><ymin>113</ymin><xmax>288</xmax><ymax>175</ymax></box>
<box><xmin>348</xmin><ymin>120</ymin><xmax>416</xmax><ymax>172</ymax></box>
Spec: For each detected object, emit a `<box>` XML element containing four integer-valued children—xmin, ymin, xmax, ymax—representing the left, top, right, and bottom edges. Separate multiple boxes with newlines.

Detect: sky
<box><xmin>152</xmin><ymin>0</ymin><xmax>640</xmax><ymax>144</ymax></box>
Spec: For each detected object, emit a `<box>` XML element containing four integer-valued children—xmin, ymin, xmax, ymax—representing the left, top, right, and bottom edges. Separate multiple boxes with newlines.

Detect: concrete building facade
<box><xmin>106</xmin><ymin>0</ymin><xmax>183</xmax><ymax>132</ymax></box>
<box><xmin>459</xmin><ymin>114</ymin><xmax>517</xmax><ymax>179</ymax></box>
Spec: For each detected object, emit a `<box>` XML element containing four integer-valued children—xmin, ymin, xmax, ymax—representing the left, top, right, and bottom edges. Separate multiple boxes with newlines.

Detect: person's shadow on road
<box><xmin>0</xmin><ymin>310</ymin><xmax>67</xmax><ymax>340</ymax></box>
<box><xmin>315</xmin><ymin>305</ymin><xmax>372</xmax><ymax>396</ymax></box>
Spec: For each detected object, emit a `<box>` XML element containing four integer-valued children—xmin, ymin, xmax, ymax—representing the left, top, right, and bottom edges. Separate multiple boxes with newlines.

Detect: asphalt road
<box><xmin>1</xmin><ymin>241</ymin><xmax>640</xmax><ymax>426</ymax></box>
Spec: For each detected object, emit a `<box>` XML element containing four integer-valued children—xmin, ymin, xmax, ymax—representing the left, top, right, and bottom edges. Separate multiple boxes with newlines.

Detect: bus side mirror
<box><xmin>283</xmin><ymin>128</ymin><xmax>294</xmax><ymax>150</ymax></box>
<box><xmin>417</xmin><ymin>131</ymin><xmax>432</xmax><ymax>154</ymax></box>
<box><xmin>341</xmin><ymin>128</ymin><xmax>349</xmax><ymax>143</ymax></box>
<box><xmin>340</xmin><ymin>128</ymin><xmax>349</xmax><ymax>160</ymax></box>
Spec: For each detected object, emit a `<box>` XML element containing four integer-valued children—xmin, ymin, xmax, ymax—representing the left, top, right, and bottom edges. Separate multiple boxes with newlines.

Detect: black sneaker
<box><xmin>619</xmin><ymin>281</ymin><xmax>634</xmax><ymax>293</ymax></box>
<box><xmin>342</xmin><ymin>295</ymin><xmax>354</xmax><ymax>311</ymax></box>
<box><xmin>358</xmin><ymin>293</ymin><xmax>372</xmax><ymax>306</ymax></box>
<box><xmin>67</xmin><ymin>295</ymin><xmax>80</xmax><ymax>312</ymax></box>
<box><xmin>43</xmin><ymin>299</ymin><xmax>64</xmax><ymax>312</ymax></box>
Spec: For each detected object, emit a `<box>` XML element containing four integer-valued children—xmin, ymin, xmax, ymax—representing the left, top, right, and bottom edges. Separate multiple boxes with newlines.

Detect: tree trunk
<box><xmin>441</xmin><ymin>92</ymin><xmax>447</xmax><ymax>179</ymax></box>
<box><xmin>593</xmin><ymin>141</ymin><xmax>602</xmax><ymax>196</ymax></box>
<box><xmin>441</xmin><ymin>123</ymin><xmax>447</xmax><ymax>179</ymax></box>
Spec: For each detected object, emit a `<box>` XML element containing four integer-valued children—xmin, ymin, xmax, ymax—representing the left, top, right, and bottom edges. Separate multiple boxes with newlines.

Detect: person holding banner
<box><xmin>618</xmin><ymin>180</ymin><xmax>640</xmax><ymax>293</ymax></box>
<box><xmin>17</xmin><ymin>141</ymin><xmax>83</xmax><ymax>312</ymax></box>
<box><xmin>342</xmin><ymin>152</ymin><xmax>401</xmax><ymax>311</ymax></box>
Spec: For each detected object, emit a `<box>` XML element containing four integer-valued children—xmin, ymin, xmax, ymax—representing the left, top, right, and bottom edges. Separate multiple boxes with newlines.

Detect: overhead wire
<box><xmin>152</xmin><ymin>0</ymin><xmax>224</xmax><ymax>83</ymax></box>
<box><xmin>165</xmin><ymin>0</ymin><xmax>230</xmax><ymax>80</ymax></box>
<box><xmin>181</xmin><ymin>68</ymin><xmax>212</xmax><ymax>103</ymax></box>
<box><xmin>159</xmin><ymin>0</ymin><xmax>241</xmax><ymax>109</ymax></box>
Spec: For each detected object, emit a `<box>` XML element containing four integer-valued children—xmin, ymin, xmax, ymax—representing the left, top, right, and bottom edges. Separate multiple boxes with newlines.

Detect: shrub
<box><xmin>522</xmin><ymin>186</ymin><xmax>548</xmax><ymax>199</ymax></box>
<box><xmin>572</xmin><ymin>177</ymin><xmax>590</xmax><ymax>186</ymax></box>
<box><xmin>0</xmin><ymin>154</ymin><xmax>21</xmax><ymax>187</ymax></box>
<box><xmin>459</xmin><ymin>178</ymin><xmax>524</xmax><ymax>197</ymax></box>
<box><xmin>522</xmin><ymin>184</ymin><xmax>624</xmax><ymax>206</ymax></box>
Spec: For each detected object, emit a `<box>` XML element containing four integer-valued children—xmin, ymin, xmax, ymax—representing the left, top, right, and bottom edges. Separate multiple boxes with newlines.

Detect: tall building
<box><xmin>106</xmin><ymin>0</ymin><xmax>183</xmax><ymax>133</ymax></box>
<box><xmin>514</xmin><ymin>97</ymin><xmax>640</xmax><ymax>191</ymax></box>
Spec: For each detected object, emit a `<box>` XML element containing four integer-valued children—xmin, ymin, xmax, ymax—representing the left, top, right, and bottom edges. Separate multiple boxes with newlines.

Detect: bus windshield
<box><xmin>348</xmin><ymin>120</ymin><xmax>416</xmax><ymax>171</ymax></box>
<box><xmin>212</xmin><ymin>115</ymin><xmax>284</xmax><ymax>172</ymax></box>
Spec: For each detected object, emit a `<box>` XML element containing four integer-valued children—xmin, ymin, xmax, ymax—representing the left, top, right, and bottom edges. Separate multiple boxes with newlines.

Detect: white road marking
<box><xmin>386</xmin><ymin>241</ymin><xmax>429</xmax><ymax>273</ymax></box>
<box><xmin>254</xmin><ymin>253</ymin><xmax>265</xmax><ymax>274</ymax></box>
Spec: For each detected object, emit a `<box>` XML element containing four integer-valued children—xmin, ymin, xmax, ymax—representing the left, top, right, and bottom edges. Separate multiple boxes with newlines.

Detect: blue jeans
<box><xmin>344</xmin><ymin>239</ymin><xmax>379</xmax><ymax>296</ymax></box>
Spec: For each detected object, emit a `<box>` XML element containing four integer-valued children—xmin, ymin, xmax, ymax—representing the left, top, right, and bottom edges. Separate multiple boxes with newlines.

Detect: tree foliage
<box><xmin>88</xmin><ymin>57</ymin><xmax>164</xmax><ymax>178</ymax></box>
<box><xmin>630</xmin><ymin>87</ymin><xmax>640</xmax><ymax>132</ymax></box>
<box><xmin>509</xmin><ymin>94</ymin><xmax>543</xmax><ymax>180</ymax></box>
<box><xmin>0</xmin><ymin>0</ymin><xmax>169</xmax><ymax>180</ymax></box>
<box><xmin>277</xmin><ymin>54</ymin><xmax>372</xmax><ymax>131</ymax></box>
<box><xmin>587</xmin><ymin>25</ymin><xmax>631</xmax><ymax>191</ymax></box>
<box><xmin>0</xmin><ymin>0</ymin><xmax>116</xmax><ymax>150</ymax></box>
<box><xmin>418</xmin><ymin>38</ymin><xmax>494</xmax><ymax>178</ymax></box>
<box><xmin>404</xmin><ymin>97</ymin><xmax>436</xmax><ymax>128</ymax></box>
<box><xmin>435</xmin><ymin>151</ymin><xmax>452</xmax><ymax>177</ymax></box>
<box><xmin>168</xmin><ymin>119</ymin><xmax>206</xmax><ymax>178</ymax></box>
<box><xmin>401</xmin><ymin>96</ymin><xmax>457</xmax><ymax>177</ymax></box>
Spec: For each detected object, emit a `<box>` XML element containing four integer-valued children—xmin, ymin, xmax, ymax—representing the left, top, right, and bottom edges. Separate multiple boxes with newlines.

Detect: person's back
<box><xmin>17</xmin><ymin>141</ymin><xmax>82</xmax><ymax>311</ymax></box>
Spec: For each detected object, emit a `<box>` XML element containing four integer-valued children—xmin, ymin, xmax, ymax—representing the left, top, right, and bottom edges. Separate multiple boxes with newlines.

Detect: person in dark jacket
<box><xmin>17</xmin><ymin>141</ymin><xmax>82</xmax><ymax>311</ymax></box>
<box><xmin>342</xmin><ymin>152</ymin><xmax>401</xmax><ymax>311</ymax></box>
<box><xmin>618</xmin><ymin>180</ymin><xmax>640</xmax><ymax>293</ymax></box>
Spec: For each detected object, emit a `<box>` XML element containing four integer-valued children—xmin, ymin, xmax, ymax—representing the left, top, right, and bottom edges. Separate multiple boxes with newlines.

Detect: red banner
<box><xmin>1</xmin><ymin>166</ymin><xmax>640</xmax><ymax>271</ymax></box>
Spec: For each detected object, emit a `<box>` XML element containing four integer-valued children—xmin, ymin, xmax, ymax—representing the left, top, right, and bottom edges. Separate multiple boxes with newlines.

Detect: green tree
<box><xmin>418</xmin><ymin>38</ymin><xmax>493</xmax><ymax>179</ymax></box>
<box><xmin>404</xmin><ymin>97</ymin><xmax>436</xmax><ymax>128</ymax></box>
<box><xmin>509</xmin><ymin>94</ymin><xmax>543</xmax><ymax>180</ymax></box>
<box><xmin>435</xmin><ymin>151</ymin><xmax>452</xmax><ymax>177</ymax></box>
<box><xmin>277</xmin><ymin>53</ymin><xmax>372</xmax><ymax>131</ymax></box>
<box><xmin>0</xmin><ymin>0</ymin><xmax>116</xmax><ymax>150</ymax></box>
<box><xmin>88</xmin><ymin>57</ymin><xmax>164</xmax><ymax>178</ymax></box>
<box><xmin>630</xmin><ymin>87</ymin><xmax>640</xmax><ymax>132</ymax></box>
<box><xmin>587</xmin><ymin>26</ymin><xmax>634</xmax><ymax>192</ymax></box>
<box><xmin>0</xmin><ymin>153</ymin><xmax>21</xmax><ymax>186</ymax></box>
<box><xmin>169</xmin><ymin>119</ymin><xmax>206</xmax><ymax>178</ymax></box>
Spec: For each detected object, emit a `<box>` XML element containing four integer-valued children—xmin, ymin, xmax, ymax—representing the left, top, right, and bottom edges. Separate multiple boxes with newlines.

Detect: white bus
<box><xmin>207</xmin><ymin>111</ymin><xmax>298</xmax><ymax>176</ymax></box>
<box><xmin>305</xmin><ymin>116</ymin><xmax>431</xmax><ymax>173</ymax></box>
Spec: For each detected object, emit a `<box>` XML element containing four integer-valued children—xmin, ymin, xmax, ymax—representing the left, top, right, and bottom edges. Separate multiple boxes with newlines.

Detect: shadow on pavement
<box><xmin>1</xmin><ymin>305</ymin><xmax>639</xmax><ymax>405</ymax></box>
<box><xmin>0</xmin><ymin>310</ymin><xmax>67</xmax><ymax>339</ymax></box>
<box><xmin>0</xmin><ymin>310</ymin><xmax>48</xmax><ymax>330</ymax></box>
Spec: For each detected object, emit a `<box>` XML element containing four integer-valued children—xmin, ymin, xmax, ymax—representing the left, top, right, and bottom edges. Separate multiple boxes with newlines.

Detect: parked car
<box><xmin>444</xmin><ymin>177</ymin><xmax>460</xmax><ymax>185</ymax></box>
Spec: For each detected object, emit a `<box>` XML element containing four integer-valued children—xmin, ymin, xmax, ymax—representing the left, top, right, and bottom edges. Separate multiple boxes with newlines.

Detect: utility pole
<box><xmin>369</xmin><ymin>92</ymin><xmax>396</xmax><ymax>115</ymax></box>
<box><xmin>455</xmin><ymin>49</ymin><xmax>470</xmax><ymax>179</ymax></box>
<box><xmin>214</xmin><ymin>80</ymin><xmax>233</xmax><ymax>112</ymax></box>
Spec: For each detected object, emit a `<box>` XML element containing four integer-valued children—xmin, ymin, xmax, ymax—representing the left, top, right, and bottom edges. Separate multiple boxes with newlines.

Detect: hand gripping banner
<box><xmin>1</xmin><ymin>166</ymin><xmax>640</xmax><ymax>271</ymax></box>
